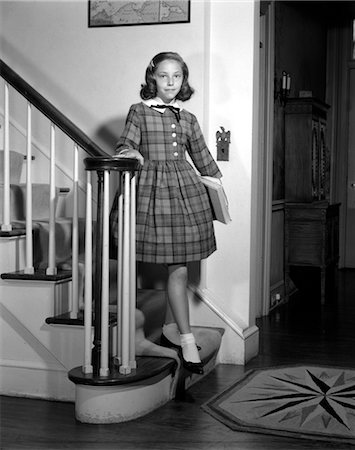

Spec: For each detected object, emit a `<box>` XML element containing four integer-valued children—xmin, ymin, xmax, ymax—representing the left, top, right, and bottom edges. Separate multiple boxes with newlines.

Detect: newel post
<box><xmin>83</xmin><ymin>156</ymin><xmax>139</xmax><ymax>377</ymax></box>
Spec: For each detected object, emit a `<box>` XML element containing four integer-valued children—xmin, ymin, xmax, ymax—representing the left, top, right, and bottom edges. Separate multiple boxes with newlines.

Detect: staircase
<box><xmin>1</xmin><ymin>247</ymin><xmax>223</xmax><ymax>421</ymax></box>
<box><xmin>0</xmin><ymin>60</ymin><xmax>224</xmax><ymax>424</ymax></box>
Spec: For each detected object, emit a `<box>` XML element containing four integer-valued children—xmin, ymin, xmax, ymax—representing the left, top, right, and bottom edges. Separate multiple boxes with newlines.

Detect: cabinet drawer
<box><xmin>285</xmin><ymin>204</ymin><xmax>328</xmax><ymax>221</ymax></box>
<box><xmin>287</xmin><ymin>221</ymin><xmax>323</xmax><ymax>265</ymax></box>
<box><xmin>285</xmin><ymin>202</ymin><xmax>340</xmax><ymax>268</ymax></box>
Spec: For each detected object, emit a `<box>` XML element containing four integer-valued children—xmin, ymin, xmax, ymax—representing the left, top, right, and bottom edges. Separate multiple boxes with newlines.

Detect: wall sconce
<box><xmin>274</xmin><ymin>70</ymin><xmax>291</xmax><ymax>106</ymax></box>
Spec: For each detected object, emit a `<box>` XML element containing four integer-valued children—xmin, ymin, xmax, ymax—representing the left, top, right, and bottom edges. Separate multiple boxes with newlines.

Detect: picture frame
<box><xmin>88</xmin><ymin>1</ymin><xmax>191</xmax><ymax>28</ymax></box>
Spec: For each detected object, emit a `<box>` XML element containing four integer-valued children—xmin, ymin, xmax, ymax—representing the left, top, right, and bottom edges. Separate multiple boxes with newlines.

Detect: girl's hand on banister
<box><xmin>113</xmin><ymin>149</ymin><xmax>144</xmax><ymax>165</ymax></box>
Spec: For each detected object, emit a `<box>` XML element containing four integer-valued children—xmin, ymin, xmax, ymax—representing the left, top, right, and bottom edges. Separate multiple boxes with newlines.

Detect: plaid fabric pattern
<box><xmin>110</xmin><ymin>102</ymin><xmax>222</xmax><ymax>264</ymax></box>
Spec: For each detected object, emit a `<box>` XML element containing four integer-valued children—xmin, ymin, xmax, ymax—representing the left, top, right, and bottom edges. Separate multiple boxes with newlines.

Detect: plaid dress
<box><xmin>110</xmin><ymin>101</ymin><xmax>222</xmax><ymax>264</ymax></box>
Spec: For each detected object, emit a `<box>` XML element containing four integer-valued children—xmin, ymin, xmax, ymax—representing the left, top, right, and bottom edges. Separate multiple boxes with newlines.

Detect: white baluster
<box><xmin>24</xmin><ymin>102</ymin><xmax>34</xmax><ymax>274</ymax></box>
<box><xmin>46</xmin><ymin>123</ymin><xmax>57</xmax><ymax>275</ymax></box>
<box><xmin>115</xmin><ymin>174</ymin><xmax>123</xmax><ymax>367</ymax></box>
<box><xmin>120</xmin><ymin>171</ymin><xmax>131</xmax><ymax>375</ymax></box>
<box><xmin>83</xmin><ymin>170</ymin><xmax>93</xmax><ymax>374</ymax></box>
<box><xmin>129</xmin><ymin>173</ymin><xmax>136</xmax><ymax>369</ymax></box>
<box><xmin>71</xmin><ymin>143</ymin><xmax>79</xmax><ymax>317</ymax></box>
<box><xmin>1</xmin><ymin>82</ymin><xmax>11</xmax><ymax>231</ymax></box>
<box><xmin>100</xmin><ymin>169</ymin><xmax>110</xmax><ymax>376</ymax></box>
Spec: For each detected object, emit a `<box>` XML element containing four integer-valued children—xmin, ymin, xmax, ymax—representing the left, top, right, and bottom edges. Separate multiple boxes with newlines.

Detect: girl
<box><xmin>111</xmin><ymin>52</ymin><xmax>222</xmax><ymax>374</ymax></box>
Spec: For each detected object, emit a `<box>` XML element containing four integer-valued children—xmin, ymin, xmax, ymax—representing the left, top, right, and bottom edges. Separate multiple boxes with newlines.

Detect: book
<box><xmin>200</xmin><ymin>176</ymin><xmax>232</xmax><ymax>224</ymax></box>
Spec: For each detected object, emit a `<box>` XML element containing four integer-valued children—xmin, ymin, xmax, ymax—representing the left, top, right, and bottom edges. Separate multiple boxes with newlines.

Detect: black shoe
<box><xmin>181</xmin><ymin>355</ymin><xmax>204</xmax><ymax>375</ymax></box>
<box><xmin>160</xmin><ymin>333</ymin><xmax>201</xmax><ymax>351</ymax></box>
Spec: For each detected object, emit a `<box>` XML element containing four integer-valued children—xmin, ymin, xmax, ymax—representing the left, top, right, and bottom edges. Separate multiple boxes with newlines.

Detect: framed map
<box><xmin>88</xmin><ymin>1</ymin><xmax>190</xmax><ymax>27</ymax></box>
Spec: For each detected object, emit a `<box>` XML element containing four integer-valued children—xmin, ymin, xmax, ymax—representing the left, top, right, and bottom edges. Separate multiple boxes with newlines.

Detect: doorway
<box><xmin>256</xmin><ymin>1</ymin><xmax>275</xmax><ymax>318</ymax></box>
<box><xmin>344</xmin><ymin>62</ymin><xmax>355</xmax><ymax>267</ymax></box>
<box><xmin>262</xmin><ymin>2</ymin><xmax>355</xmax><ymax>317</ymax></box>
<box><xmin>327</xmin><ymin>10</ymin><xmax>355</xmax><ymax>269</ymax></box>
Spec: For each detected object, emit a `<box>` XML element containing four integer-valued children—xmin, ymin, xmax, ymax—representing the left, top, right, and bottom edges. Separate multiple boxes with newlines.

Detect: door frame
<box><xmin>326</xmin><ymin>22</ymin><xmax>352</xmax><ymax>268</ymax></box>
<box><xmin>255</xmin><ymin>1</ymin><xmax>275</xmax><ymax>317</ymax></box>
<box><xmin>345</xmin><ymin>61</ymin><xmax>355</xmax><ymax>267</ymax></box>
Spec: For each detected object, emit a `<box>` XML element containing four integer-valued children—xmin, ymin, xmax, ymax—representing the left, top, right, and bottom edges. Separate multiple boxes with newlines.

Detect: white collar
<box><xmin>142</xmin><ymin>98</ymin><xmax>183</xmax><ymax>112</ymax></box>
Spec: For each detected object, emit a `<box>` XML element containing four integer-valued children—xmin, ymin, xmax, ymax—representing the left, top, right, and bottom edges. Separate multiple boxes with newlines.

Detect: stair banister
<box><xmin>100</xmin><ymin>169</ymin><xmax>110</xmax><ymax>376</ymax></box>
<box><xmin>1</xmin><ymin>60</ymin><xmax>144</xmax><ymax>380</ymax></box>
<box><xmin>25</xmin><ymin>101</ymin><xmax>34</xmax><ymax>274</ymax></box>
<box><xmin>115</xmin><ymin>177</ymin><xmax>124</xmax><ymax>366</ymax></box>
<box><xmin>0</xmin><ymin>60</ymin><xmax>108</xmax><ymax>159</ymax></box>
<box><xmin>1</xmin><ymin>81</ymin><xmax>11</xmax><ymax>232</ymax></box>
<box><xmin>71</xmin><ymin>143</ymin><xmax>80</xmax><ymax>317</ymax></box>
<box><xmin>1</xmin><ymin>59</ymin><xmax>109</xmax><ymax>315</ymax></box>
<box><xmin>83</xmin><ymin>170</ymin><xmax>93</xmax><ymax>374</ymax></box>
<box><xmin>84</xmin><ymin>156</ymin><xmax>138</xmax><ymax>377</ymax></box>
<box><xmin>46</xmin><ymin>123</ymin><xmax>57</xmax><ymax>275</ymax></box>
<box><xmin>121</xmin><ymin>171</ymin><xmax>132</xmax><ymax>373</ymax></box>
<box><xmin>112</xmin><ymin>169</ymin><xmax>137</xmax><ymax>372</ymax></box>
<box><xmin>129</xmin><ymin>172</ymin><xmax>136</xmax><ymax>367</ymax></box>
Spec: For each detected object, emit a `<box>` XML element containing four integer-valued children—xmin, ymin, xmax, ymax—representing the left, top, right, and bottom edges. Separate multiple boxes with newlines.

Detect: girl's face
<box><xmin>153</xmin><ymin>59</ymin><xmax>184</xmax><ymax>103</ymax></box>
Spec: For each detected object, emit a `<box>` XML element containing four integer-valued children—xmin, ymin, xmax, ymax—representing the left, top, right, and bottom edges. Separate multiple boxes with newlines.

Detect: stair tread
<box><xmin>0</xmin><ymin>228</ymin><xmax>26</xmax><ymax>237</ymax></box>
<box><xmin>68</xmin><ymin>356</ymin><xmax>176</xmax><ymax>386</ymax></box>
<box><xmin>1</xmin><ymin>268</ymin><xmax>72</xmax><ymax>282</ymax></box>
<box><xmin>45</xmin><ymin>311</ymin><xmax>117</xmax><ymax>326</ymax></box>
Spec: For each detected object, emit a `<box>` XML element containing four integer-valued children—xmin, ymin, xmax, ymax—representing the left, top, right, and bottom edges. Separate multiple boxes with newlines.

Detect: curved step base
<box><xmin>74</xmin><ymin>372</ymin><xmax>173</xmax><ymax>424</ymax></box>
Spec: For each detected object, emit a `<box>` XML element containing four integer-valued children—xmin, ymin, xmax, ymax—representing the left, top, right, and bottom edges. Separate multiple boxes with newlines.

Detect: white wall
<box><xmin>0</xmin><ymin>0</ymin><xmax>208</xmax><ymax>153</ymax></box>
<box><xmin>189</xmin><ymin>0</ymin><xmax>260</xmax><ymax>363</ymax></box>
<box><xmin>0</xmin><ymin>0</ymin><xmax>260</xmax><ymax>363</ymax></box>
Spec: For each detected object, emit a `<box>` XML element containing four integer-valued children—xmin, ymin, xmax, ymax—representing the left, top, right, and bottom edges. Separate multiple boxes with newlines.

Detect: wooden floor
<box><xmin>1</xmin><ymin>269</ymin><xmax>355</xmax><ymax>450</ymax></box>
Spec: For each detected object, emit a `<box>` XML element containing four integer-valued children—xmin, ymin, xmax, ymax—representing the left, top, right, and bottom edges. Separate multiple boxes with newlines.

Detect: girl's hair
<box><xmin>140</xmin><ymin>52</ymin><xmax>194</xmax><ymax>101</ymax></box>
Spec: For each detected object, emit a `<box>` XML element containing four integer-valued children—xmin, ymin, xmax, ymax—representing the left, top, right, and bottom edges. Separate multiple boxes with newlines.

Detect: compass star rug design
<box><xmin>202</xmin><ymin>365</ymin><xmax>355</xmax><ymax>444</ymax></box>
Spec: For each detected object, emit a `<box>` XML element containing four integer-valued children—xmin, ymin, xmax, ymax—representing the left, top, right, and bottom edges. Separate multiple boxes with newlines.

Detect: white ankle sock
<box><xmin>162</xmin><ymin>323</ymin><xmax>180</xmax><ymax>345</ymax></box>
<box><xmin>180</xmin><ymin>333</ymin><xmax>201</xmax><ymax>363</ymax></box>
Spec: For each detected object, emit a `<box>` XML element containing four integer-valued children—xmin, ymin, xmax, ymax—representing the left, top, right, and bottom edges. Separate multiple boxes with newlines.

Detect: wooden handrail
<box><xmin>0</xmin><ymin>59</ymin><xmax>109</xmax><ymax>158</ymax></box>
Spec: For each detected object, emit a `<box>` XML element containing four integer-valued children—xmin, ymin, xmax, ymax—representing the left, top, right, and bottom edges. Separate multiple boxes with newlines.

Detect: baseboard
<box><xmin>0</xmin><ymin>359</ymin><xmax>75</xmax><ymax>401</ymax></box>
<box><xmin>188</xmin><ymin>285</ymin><xmax>259</xmax><ymax>365</ymax></box>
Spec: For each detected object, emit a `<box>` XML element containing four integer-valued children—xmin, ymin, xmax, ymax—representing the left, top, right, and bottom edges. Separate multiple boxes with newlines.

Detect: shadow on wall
<box><xmin>95</xmin><ymin>116</ymin><xmax>126</xmax><ymax>152</ymax></box>
<box><xmin>1</xmin><ymin>38</ymin><xmax>105</xmax><ymax>150</ymax></box>
<box><xmin>1</xmin><ymin>39</ymin><xmax>133</xmax><ymax>160</ymax></box>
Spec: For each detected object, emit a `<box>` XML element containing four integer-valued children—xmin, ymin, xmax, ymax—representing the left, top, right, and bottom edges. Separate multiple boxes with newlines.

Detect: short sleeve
<box><xmin>116</xmin><ymin>105</ymin><xmax>141</xmax><ymax>152</ymax></box>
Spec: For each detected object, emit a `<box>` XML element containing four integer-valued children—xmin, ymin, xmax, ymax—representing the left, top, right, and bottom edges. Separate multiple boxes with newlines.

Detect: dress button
<box><xmin>171</xmin><ymin>124</ymin><xmax>176</xmax><ymax>129</ymax></box>
<box><xmin>172</xmin><ymin>142</ymin><xmax>177</xmax><ymax>147</ymax></box>
<box><xmin>172</xmin><ymin>132</ymin><xmax>177</xmax><ymax>137</ymax></box>
<box><xmin>173</xmin><ymin>152</ymin><xmax>178</xmax><ymax>157</ymax></box>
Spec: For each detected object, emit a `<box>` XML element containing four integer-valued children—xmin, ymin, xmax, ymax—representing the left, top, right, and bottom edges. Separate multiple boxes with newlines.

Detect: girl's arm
<box><xmin>188</xmin><ymin>116</ymin><xmax>222</xmax><ymax>179</ymax></box>
<box><xmin>113</xmin><ymin>105</ymin><xmax>144</xmax><ymax>165</ymax></box>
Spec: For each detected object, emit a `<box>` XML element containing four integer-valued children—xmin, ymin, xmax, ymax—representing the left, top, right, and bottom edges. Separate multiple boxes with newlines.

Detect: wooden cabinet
<box><xmin>284</xmin><ymin>98</ymin><xmax>340</xmax><ymax>304</ymax></box>
<box><xmin>285</xmin><ymin>98</ymin><xmax>330</xmax><ymax>202</ymax></box>
<box><xmin>285</xmin><ymin>201</ymin><xmax>340</xmax><ymax>304</ymax></box>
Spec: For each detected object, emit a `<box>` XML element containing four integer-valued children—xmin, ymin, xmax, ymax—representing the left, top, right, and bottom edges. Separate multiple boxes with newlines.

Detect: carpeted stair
<box><xmin>0</xmin><ymin>150</ymin><xmax>76</xmax><ymax>268</ymax></box>
<box><xmin>0</xmin><ymin>183</ymin><xmax>60</xmax><ymax>222</ymax></box>
<box><xmin>0</xmin><ymin>150</ymin><xmax>24</xmax><ymax>184</ymax></box>
<box><xmin>123</xmin><ymin>285</ymin><xmax>224</xmax><ymax>396</ymax></box>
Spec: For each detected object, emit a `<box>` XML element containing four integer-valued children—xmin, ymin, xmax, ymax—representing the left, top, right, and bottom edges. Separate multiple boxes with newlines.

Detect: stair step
<box><xmin>0</xmin><ymin>150</ymin><xmax>24</xmax><ymax>184</ymax></box>
<box><xmin>0</xmin><ymin>227</ymin><xmax>26</xmax><ymax>237</ymax></box>
<box><xmin>68</xmin><ymin>356</ymin><xmax>176</xmax><ymax>386</ymax></box>
<box><xmin>1</xmin><ymin>268</ymin><xmax>72</xmax><ymax>282</ymax></box>
<box><xmin>0</xmin><ymin>183</ymin><xmax>62</xmax><ymax>222</ymax></box>
<box><xmin>45</xmin><ymin>311</ymin><xmax>117</xmax><ymax>327</ymax></box>
<box><xmin>44</xmin><ymin>289</ymin><xmax>164</xmax><ymax>329</ymax></box>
